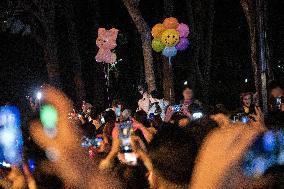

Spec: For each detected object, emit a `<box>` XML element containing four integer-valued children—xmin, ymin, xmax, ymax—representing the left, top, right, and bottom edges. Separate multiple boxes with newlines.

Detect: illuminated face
<box><xmin>271</xmin><ymin>87</ymin><xmax>283</xmax><ymax>98</ymax></box>
<box><xmin>183</xmin><ymin>88</ymin><xmax>193</xmax><ymax>100</ymax></box>
<box><xmin>161</xmin><ymin>29</ymin><xmax>180</xmax><ymax>47</ymax></box>
<box><xmin>242</xmin><ymin>94</ymin><xmax>252</xmax><ymax>107</ymax></box>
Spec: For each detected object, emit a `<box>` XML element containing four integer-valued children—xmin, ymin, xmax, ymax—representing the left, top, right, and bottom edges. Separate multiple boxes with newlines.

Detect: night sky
<box><xmin>0</xmin><ymin>0</ymin><xmax>283</xmax><ymax>111</ymax></box>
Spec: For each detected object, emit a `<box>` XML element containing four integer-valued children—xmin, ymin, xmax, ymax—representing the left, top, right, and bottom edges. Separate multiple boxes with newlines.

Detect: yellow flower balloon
<box><xmin>161</xmin><ymin>29</ymin><xmax>180</xmax><ymax>47</ymax></box>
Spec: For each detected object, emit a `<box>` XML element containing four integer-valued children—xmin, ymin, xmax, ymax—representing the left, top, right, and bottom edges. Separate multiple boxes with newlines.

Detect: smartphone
<box><xmin>242</xmin><ymin>130</ymin><xmax>284</xmax><ymax>178</ymax></box>
<box><xmin>172</xmin><ymin>105</ymin><xmax>182</xmax><ymax>113</ymax></box>
<box><xmin>124</xmin><ymin>152</ymin><xmax>137</xmax><ymax>166</ymax></box>
<box><xmin>148</xmin><ymin>113</ymin><xmax>155</xmax><ymax>121</ymax></box>
<box><xmin>94</xmin><ymin>137</ymin><xmax>103</xmax><ymax>148</ymax></box>
<box><xmin>276</xmin><ymin>97</ymin><xmax>282</xmax><ymax>110</ymax></box>
<box><xmin>233</xmin><ymin>113</ymin><xmax>249</xmax><ymax>123</ymax></box>
<box><xmin>119</xmin><ymin>121</ymin><xmax>133</xmax><ymax>153</ymax></box>
<box><xmin>100</xmin><ymin>115</ymin><xmax>105</xmax><ymax>124</ymax></box>
<box><xmin>0</xmin><ymin>106</ymin><xmax>23</xmax><ymax>166</ymax></box>
<box><xmin>115</xmin><ymin>105</ymin><xmax>121</xmax><ymax>118</ymax></box>
<box><xmin>192</xmin><ymin>112</ymin><xmax>204</xmax><ymax>120</ymax></box>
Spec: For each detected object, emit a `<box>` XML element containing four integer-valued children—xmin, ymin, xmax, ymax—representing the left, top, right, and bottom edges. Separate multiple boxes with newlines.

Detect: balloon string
<box><xmin>104</xmin><ymin>63</ymin><xmax>111</xmax><ymax>108</ymax></box>
<box><xmin>168</xmin><ymin>57</ymin><xmax>172</xmax><ymax>103</ymax></box>
<box><xmin>107</xmin><ymin>64</ymin><xmax>110</xmax><ymax>107</ymax></box>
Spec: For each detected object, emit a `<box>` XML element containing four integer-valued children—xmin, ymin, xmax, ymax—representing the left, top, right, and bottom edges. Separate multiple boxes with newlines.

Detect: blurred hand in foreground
<box><xmin>190</xmin><ymin>114</ymin><xmax>267</xmax><ymax>189</ymax></box>
<box><xmin>30</xmin><ymin>86</ymin><xmax>122</xmax><ymax>189</ymax></box>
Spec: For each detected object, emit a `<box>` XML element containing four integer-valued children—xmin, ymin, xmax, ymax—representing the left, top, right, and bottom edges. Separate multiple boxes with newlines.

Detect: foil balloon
<box><xmin>177</xmin><ymin>23</ymin><xmax>190</xmax><ymax>38</ymax></box>
<box><xmin>162</xmin><ymin>46</ymin><xmax>177</xmax><ymax>58</ymax></box>
<box><xmin>152</xmin><ymin>38</ymin><xmax>165</xmax><ymax>52</ymax></box>
<box><xmin>175</xmin><ymin>38</ymin><xmax>190</xmax><ymax>51</ymax></box>
<box><xmin>163</xmin><ymin>17</ymin><xmax>179</xmax><ymax>29</ymax></box>
<box><xmin>95</xmin><ymin>28</ymin><xmax>119</xmax><ymax>64</ymax></box>
<box><xmin>161</xmin><ymin>29</ymin><xmax>180</xmax><ymax>47</ymax></box>
<box><xmin>151</xmin><ymin>17</ymin><xmax>190</xmax><ymax>61</ymax></box>
<box><xmin>151</xmin><ymin>23</ymin><xmax>166</xmax><ymax>39</ymax></box>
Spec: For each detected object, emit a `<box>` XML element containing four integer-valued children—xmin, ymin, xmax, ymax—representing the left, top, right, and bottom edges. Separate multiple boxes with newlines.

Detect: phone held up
<box><xmin>0</xmin><ymin>106</ymin><xmax>23</xmax><ymax>177</ymax></box>
<box><xmin>119</xmin><ymin>120</ymin><xmax>137</xmax><ymax>166</ymax></box>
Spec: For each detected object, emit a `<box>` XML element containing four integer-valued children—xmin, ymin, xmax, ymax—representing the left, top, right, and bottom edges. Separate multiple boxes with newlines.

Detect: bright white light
<box><xmin>192</xmin><ymin>112</ymin><xmax>203</xmax><ymax>119</ymax></box>
<box><xmin>278</xmin><ymin>65</ymin><xmax>281</xmax><ymax>68</ymax></box>
<box><xmin>245</xmin><ymin>79</ymin><xmax>248</xmax><ymax>83</ymax></box>
<box><xmin>0</xmin><ymin>130</ymin><xmax>15</xmax><ymax>145</ymax></box>
<box><xmin>36</xmin><ymin>92</ymin><xmax>42</xmax><ymax>100</ymax></box>
<box><xmin>184</xmin><ymin>81</ymin><xmax>188</xmax><ymax>85</ymax></box>
<box><xmin>0</xmin><ymin>161</ymin><xmax>11</xmax><ymax>168</ymax></box>
<box><xmin>124</xmin><ymin>153</ymin><xmax>137</xmax><ymax>163</ymax></box>
<box><xmin>124</xmin><ymin>146</ymin><xmax>130</xmax><ymax>151</ymax></box>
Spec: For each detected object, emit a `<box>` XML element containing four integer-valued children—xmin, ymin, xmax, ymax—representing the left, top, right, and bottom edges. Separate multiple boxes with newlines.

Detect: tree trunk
<box><xmin>44</xmin><ymin>35</ymin><xmax>61</xmax><ymax>89</ymax></box>
<box><xmin>65</xmin><ymin>1</ymin><xmax>86</xmax><ymax>102</ymax></box>
<box><xmin>240</xmin><ymin>0</ymin><xmax>261</xmax><ymax>105</ymax></box>
<box><xmin>19</xmin><ymin>0</ymin><xmax>62</xmax><ymax>89</ymax></box>
<box><xmin>185</xmin><ymin>0</ymin><xmax>215</xmax><ymax>104</ymax></box>
<box><xmin>162</xmin><ymin>57</ymin><xmax>175</xmax><ymax>103</ymax></box>
<box><xmin>163</xmin><ymin>0</ymin><xmax>175</xmax><ymax>103</ymax></box>
<box><xmin>256</xmin><ymin>0</ymin><xmax>270</xmax><ymax>113</ymax></box>
<box><xmin>122</xmin><ymin>0</ymin><xmax>156</xmax><ymax>92</ymax></box>
<box><xmin>202</xmin><ymin>0</ymin><xmax>214</xmax><ymax>104</ymax></box>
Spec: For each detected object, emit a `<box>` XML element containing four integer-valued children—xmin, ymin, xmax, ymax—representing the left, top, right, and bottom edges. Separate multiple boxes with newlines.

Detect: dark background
<box><xmin>0</xmin><ymin>0</ymin><xmax>283</xmax><ymax>111</ymax></box>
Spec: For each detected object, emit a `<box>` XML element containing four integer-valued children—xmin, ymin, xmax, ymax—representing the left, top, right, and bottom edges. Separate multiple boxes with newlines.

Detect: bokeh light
<box><xmin>40</xmin><ymin>105</ymin><xmax>58</xmax><ymax>129</ymax></box>
<box><xmin>263</xmin><ymin>131</ymin><xmax>276</xmax><ymax>152</ymax></box>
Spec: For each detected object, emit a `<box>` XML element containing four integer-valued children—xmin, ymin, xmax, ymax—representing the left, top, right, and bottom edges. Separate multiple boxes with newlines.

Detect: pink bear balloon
<box><xmin>95</xmin><ymin>28</ymin><xmax>119</xmax><ymax>64</ymax></box>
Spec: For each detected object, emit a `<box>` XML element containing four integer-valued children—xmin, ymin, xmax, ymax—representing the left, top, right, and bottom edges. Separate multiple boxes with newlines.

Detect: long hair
<box><xmin>240</xmin><ymin>92</ymin><xmax>253</xmax><ymax>106</ymax></box>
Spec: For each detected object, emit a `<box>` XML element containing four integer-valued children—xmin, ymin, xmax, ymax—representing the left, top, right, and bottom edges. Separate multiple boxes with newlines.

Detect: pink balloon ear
<box><xmin>109</xmin><ymin>28</ymin><xmax>119</xmax><ymax>38</ymax></box>
<box><xmin>98</xmin><ymin>28</ymin><xmax>106</xmax><ymax>36</ymax></box>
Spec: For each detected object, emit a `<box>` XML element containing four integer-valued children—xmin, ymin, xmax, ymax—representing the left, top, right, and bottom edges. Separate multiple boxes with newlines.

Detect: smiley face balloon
<box><xmin>161</xmin><ymin>29</ymin><xmax>180</xmax><ymax>47</ymax></box>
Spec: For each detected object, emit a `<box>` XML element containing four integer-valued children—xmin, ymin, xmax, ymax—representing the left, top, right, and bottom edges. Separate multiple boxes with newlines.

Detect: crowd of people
<box><xmin>0</xmin><ymin>81</ymin><xmax>284</xmax><ymax>189</ymax></box>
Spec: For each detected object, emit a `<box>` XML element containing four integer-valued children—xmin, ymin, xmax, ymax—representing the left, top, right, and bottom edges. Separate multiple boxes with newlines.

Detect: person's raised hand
<box><xmin>190</xmin><ymin>114</ymin><xmax>263</xmax><ymax>189</ymax></box>
<box><xmin>30</xmin><ymin>86</ymin><xmax>121</xmax><ymax>188</ymax></box>
<box><xmin>132</xmin><ymin>118</ymin><xmax>143</xmax><ymax>131</ymax></box>
<box><xmin>181</xmin><ymin>105</ymin><xmax>192</xmax><ymax>118</ymax></box>
<box><xmin>164</xmin><ymin>106</ymin><xmax>174</xmax><ymax>122</ymax></box>
<box><xmin>250</xmin><ymin>106</ymin><xmax>266</xmax><ymax>132</ymax></box>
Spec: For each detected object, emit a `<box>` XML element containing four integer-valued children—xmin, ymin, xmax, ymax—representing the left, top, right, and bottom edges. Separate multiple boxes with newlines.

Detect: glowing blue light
<box><xmin>277</xmin><ymin>131</ymin><xmax>284</xmax><ymax>146</ymax></box>
<box><xmin>263</xmin><ymin>131</ymin><xmax>276</xmax><ymax>152</ymax></box>
<box><xmin>252</xmin><ymin>157</ymin><xmax>267</xmax><ymax>177</ymax></box>
<box><xmin>28</xmin><ymin>159</ymin><xmax>36</xmax><ymax>173</ymax></box>
<box><xmin>278</xmin><ymin>151</ymin><xmax>284</xmax><ymax>165</ymax></box>
<box><xmin>0</xmin><ymin>106</ymin><xmax>23</xmax><ymax>166</ymax></box>
<box><xmin>241</xmin><ymin>116</ymin><xmax>249</xmax><ymax>123</ymax></box>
